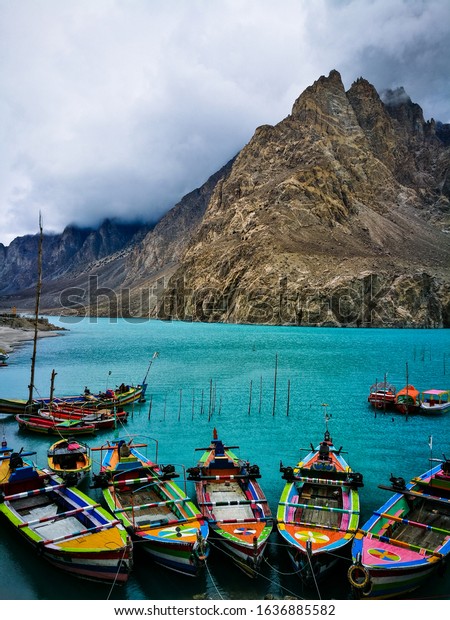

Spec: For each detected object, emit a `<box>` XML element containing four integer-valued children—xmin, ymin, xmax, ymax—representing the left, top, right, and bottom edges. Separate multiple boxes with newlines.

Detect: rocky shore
<box><xmin>0</xmin><ymin>315</ymin><xmax>65</xmax><ymax>355</ymax></box>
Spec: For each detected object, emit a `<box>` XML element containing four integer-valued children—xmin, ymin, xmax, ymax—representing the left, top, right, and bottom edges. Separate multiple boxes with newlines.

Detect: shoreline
<box><xmin>0</xmin><ymin>325</ymin><xmax>62</xmax><ymax>355</ymax></box>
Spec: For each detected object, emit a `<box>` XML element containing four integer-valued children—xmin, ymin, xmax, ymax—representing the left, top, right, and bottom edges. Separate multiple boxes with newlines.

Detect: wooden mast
<box><xmin>27</xmin><ymin>214</ymin><xmax>43</xmax><ymax>405</ymax></box>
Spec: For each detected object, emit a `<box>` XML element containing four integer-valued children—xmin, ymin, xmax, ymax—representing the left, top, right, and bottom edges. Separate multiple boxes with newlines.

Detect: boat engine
<box><xmin>389</xmin><ymin>474</ymin><xmax>406</xmax><ymax>490</ymax></box>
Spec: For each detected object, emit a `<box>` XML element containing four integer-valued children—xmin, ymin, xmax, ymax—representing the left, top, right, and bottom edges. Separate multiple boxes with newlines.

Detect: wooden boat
<box><xmin>348</xmin><ymin>459</ymin><xmax>450</xmax><ymax>599</ymax></box>
<box><xmin>92</xmin><ymin>437</ymin><xmax>209</xmax><ymax>577</ymax></box>
<box><xmin>39</xmin><ymin>409</ymin><xmax>120</xmax><ymax>431</ymax></box>
<box><xmin>277</xmin><ymin>423</ymin><xmax>363</xmax><ymax>585</ymax></box>
<box><xmin>0</xmin><ymin>439</ymin><xmax>133</xmax><ymax>583</ymax></box>
<box><xmin>0</xmin><ymin>385</ymin><xmax>144</xmax><ymax>415</ymax></box>
<box><xmin>368</xmin><ymin>381</ymin><xmax>396</xmax><ymax>410</ymax></box>
<box><xmin>43</xmin><ymin>403</ymin><xmax>129</xmax><ymax>422</ymax></box>
<box><xmin>419</xmin><ymin>389</ymin><xmax>450</xmax><ymax>415</ymax></box>
<box><xmin>187</xmin><ymin>429</ymin><xmax>273</xmax><ymax>577</ymax></box>
<box><xmin>395</xmin><ymin>385</ymin><xmax>420</xmax><ymax>414</ymax></box>
<box><xmin>47</xmin><ymin>438</ymin><xmax>92</xmax><ymax>485</ymax></box>
<box><xmin>16</xmin><ymin>414</ymin><xmax>96</xmax><ymax>436</ymax></box>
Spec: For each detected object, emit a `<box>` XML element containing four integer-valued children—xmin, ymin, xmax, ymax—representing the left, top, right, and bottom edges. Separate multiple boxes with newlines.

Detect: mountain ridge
<box><xmin>1</xmin><ymin>70</ymin><xmax>449</xmax><ymax>327</ymax></box>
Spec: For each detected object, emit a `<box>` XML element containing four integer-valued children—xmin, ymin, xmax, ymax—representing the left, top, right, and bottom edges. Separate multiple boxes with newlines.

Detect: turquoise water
<box><xmin>0</xmin><ymin>318</ymin><xmax>449</xmax><ymax>601</ymax></box>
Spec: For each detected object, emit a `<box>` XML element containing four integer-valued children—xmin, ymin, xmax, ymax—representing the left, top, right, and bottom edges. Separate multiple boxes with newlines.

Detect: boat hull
<box><xmin>0</xmin><ymin>474</ymin><xmax>133</xmax><ymax>584</ymax></box>
<box><xmin>349</xmin><ymin>463</ymin><xmax>450</xmax><ymax>599</ymax></box>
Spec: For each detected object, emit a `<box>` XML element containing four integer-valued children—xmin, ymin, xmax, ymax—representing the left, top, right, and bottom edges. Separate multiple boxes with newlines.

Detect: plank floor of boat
<box><xmin>206</xmin><ymin>481</ymin><xmax>253</xmax><ymax>521</ymax></box>
<box><xmin>294</xmin><ymin>488</ymin><xmax>341</xmax><ymax>528</ymax></box>
<box><xmin>117</xmin><ymin>488</ymin><xmax>177</xmax><ymax>525</ymax></box>
<box><xmin>14</xmin><ymin>501</ymin><xmax>91</xmax><ymax>539</ymax></box>
<box><xmin>393</xmin><ymin>505</ymin><xmax>450</xmax><ymax>550</ymax></box>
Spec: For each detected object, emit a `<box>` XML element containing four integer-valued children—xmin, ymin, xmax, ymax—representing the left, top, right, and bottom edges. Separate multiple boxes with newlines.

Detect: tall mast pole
<box><xmin>28</xmin><ymin>214</ymin><xmax>43</xmax><ymax>405</ymax></box>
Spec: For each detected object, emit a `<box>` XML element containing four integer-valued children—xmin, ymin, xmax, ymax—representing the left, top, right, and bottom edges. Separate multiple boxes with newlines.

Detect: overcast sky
<box><xmin>1</xmin><ymin>0</ymin><xmax>449</xmax><ymax>245</ymax></box>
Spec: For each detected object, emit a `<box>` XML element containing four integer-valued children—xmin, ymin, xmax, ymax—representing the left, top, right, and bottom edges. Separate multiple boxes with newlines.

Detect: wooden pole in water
<box><xmin>218</xmin><ymin>394</ymin><xmax>222</xmax><ymax>416</ymax></box>
<box><xmin>28</xmin><ymin>214</ymin><xmax>43</xmax><ymax>405</ymax></box>
<box><xmin>248</xmin><ymin>380</ymin><xmax>253</xmax><ymax>416</ymax></box>
<box><xmin>208</xmin><ymin>379</ymin><xmax>213</xmax><ymax>419</ymax></box>
<box><xmin>191</xmin><ymin>388</ymin><xmax>195</xmax><ymax>421</ymax></box>
<box><xmin>200</xmin><ymin>389</ymin><xmax>204</xmax><ymax>416</ymax></box>
<box><xmin>147</xmin><ymin>394</ymin><xmax>153</xmax><ymax>421</ymax></box>
<box><xmin>178</xmin><ymin>389</ymin><xmax>182</xmax><ymax>422</ymax></box>
<box><xmin>258</xmin><ymin>376</ymin><xmax>262</xmax><ymax>414</ymax></box>
<box><xmin>286</xmin><ymin>378</ymin><xmax>291</xmax><ymax>416</ymax></box>
<box><xmin>49</xmin><ymin>369</ymin><xmax>57</xmax><ymax>407</ymax></box>
<box><xmin>272</xmin><ymin>353</ymin><xmax>278</xmax><ymax>417</ymax></box>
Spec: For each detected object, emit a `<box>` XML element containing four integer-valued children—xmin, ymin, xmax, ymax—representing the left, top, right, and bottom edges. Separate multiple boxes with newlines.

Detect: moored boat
<box><xmin>395</xmin><ymin>385</ymin><xmax>420</xmax><ymax>415</ymax></box>
<box><xmin>0</xmin><ymin>439</ymin><xmax>133</xmax><ymax>583</ymax></box>
<box><xmin>0</xmin><ymin>384</ymin><xmax>144</xmax><ymax>415</ymax></box>
<box><xmin>419</xmin><ymin>390</ymin><xmax>450</xmax><ymax>415</ymax></box>
<box><xmin>187</xmin><ymin>428</ymin><xmax>273</xmax><ymax>577</ymax></box>
<box><xmin>47</xmin><ymin>438</ymin><xmax>92</xmax><ymax>485</ymax></box>
<box><xmin>277</xmin><ymin>421</ymin><xmax>363</xmax><ymax>585</ymax></box>
<box><xmin>348</xmin><ymin>459</ymin><xmax>450</xmax><ymax>599</ymax></box>
<box><xmin>39</xmin><ymin>408</ymin><xmax>122</xmax><ymax>431</ymax></box>
<box><xmin>368</xmin><ymin>381</ymin><xmax>397</xmax><ymax>410</ymax></box>
<box><xmin>92</xmin><ymin>437</ymin><xmax>209</xmax><ymax>577</ymax></box>
<box><xmin>16</xmin><ymin>414</ymin><xmax>96</xmax><ymax>436</ymax></box>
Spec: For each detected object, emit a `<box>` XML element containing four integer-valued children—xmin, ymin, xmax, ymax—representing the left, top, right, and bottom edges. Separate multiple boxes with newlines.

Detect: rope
<box><xmin>106</xmin><ymin>543</ymin><xmax>130</xmax><ymax>600</ymax></box>
<box><xmin>263</xmin><ymin>556</ymin><xmax>302</xmax><ymax>576</ymax></box>
<box><xmin>205</xmin><ymin>559</ymin><xmax>224</xmax><ymax>600</ymax></box>
<box><xmin>207</xmin><ymin>539</ymin><xmax>304</xmax><ymax>600</ymax></box>
<box><xmin>305</xmin><ymin>550</ymin><xmax>322</xmax><ymax>601</ymax></box>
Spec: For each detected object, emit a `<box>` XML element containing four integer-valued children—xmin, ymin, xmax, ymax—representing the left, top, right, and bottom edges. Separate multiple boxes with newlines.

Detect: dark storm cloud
<box><xmin>1</xmin><ymin>0</ymin><xmax>449</xmax><ymax>244</ymax></box>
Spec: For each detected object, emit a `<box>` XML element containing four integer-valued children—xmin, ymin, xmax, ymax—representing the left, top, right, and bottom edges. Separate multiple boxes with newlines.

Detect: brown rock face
<box><xmin>158</xmin><ymin>70</ymin><xmax>450</xmax><ymax>327</ymax></box>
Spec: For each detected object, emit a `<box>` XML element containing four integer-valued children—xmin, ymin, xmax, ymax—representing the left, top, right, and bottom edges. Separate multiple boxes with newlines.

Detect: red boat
<box><xmin>16</xmin><ymin>414</ymin><xmax>96</xmax><ymax>436</ymax></box>
<box><xmin>368</xmin><ymin>381</ymin><xmax>397</xmax><ymax>410</ymax></box>
<box><xmin>395</xmin><ymin>385</ymin><xmax>420</xmax><ymax>415</ymax></box>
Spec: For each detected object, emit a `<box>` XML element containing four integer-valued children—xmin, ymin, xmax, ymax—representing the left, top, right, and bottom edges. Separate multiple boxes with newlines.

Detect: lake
<box><xmin>0</xmin><ymin>317</ymin><xmax>449</xmax><ymax>601</ymax></box>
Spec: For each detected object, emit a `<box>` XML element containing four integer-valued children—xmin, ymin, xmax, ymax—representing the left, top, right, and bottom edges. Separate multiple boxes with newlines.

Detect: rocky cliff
<box><xmin>158</xmin><ymin>71</ymin><xmax>450</xmax><ymax>327</ymax></box>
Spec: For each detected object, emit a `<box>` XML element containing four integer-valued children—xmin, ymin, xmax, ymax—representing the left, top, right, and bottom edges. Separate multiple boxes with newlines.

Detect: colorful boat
<box><xmin>0</xmin><ymin>438</ymin><xmax>133</xmax><ymax>583</ymax></box>
<box><xmin>92</xmin><ymin>437</ymin><xmax>209</xmax><ymax>577</ymax></box>
<box><xmin>368</xmin><ymin>381</ymin><xmax>397</xmax><ymax>410</ymax></box>
<box><xmin>395</xmin><ymin>385</ymin><xmax>420</xmax><ymax>415</ymax></box>
<box><xmin>419</xmin><ymin>390</ymin><xmax>450</xmax><ymax>415</ymax></box>
<box><xmin>277</xmin><ymin>422</ymin><xmax>363</xmax><ymax>584</ymax></box>
<box><xmin>187</xmin><ymin>429</ymin><xmax>273</xmax><ymax>577</ymax></box>
<box><xmin>0</xmin><ymin>384</ymin><xmax>144</xmax><ymax>415</ymax></box>
<box><xmin>16</xmin><ymin>414</ymin><xmax>96</xmax><ymax>436</ymax></box>
<box><xmin>39</xmin><ymin>408</ymin><xmax>122</xmax><ymax>431</ymax></box>
<box><xmin>348</xmin><ymin>460</ymin><xmax>450</xmax><ymax>599</ymax></box>
<box><xmin>47</xmin><ymin>438</ymin><xmax>92</xmax><ymax>485</ymax></box>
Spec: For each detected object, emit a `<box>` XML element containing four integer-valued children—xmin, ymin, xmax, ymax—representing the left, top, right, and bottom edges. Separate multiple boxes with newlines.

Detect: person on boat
<box><xmin>84</xmin><ymin>386</ymin><xmax>91</xmax><ymax>396</ymax></box>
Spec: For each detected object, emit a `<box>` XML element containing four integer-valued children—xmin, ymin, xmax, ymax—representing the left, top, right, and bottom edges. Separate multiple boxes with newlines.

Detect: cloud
<box><xmin>1</xmin><ymin>0</ymin><xmax>449</xmax><ymax>244</ymax></box>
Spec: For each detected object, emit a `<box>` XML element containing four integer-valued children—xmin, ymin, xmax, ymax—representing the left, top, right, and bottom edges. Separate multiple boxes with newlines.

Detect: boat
<box><xmin>187</xmin><ymin>428</ymin><xmax>273</xmax><ymax>577</ymax></box>
<box><xmin>92</xmin><ymin>437</ymin><xmax>209</xmax><ymax>577</ymax></box>
<box><xmin>43</xmin><ymin>402</ymin><xmax>129</xmax><ymax>422</ymax></box>
<box><xmin>0</xmin><ymin>350</ymin><xmax>9</xmax><ymax>366</ymax></box>
<box><xmin>38</xmin><ymin>408</ymin><xmax>123</xmax><ymax>431</ymax></box>
<box><xmin>0</xmin><ymin>438</ymin><xmax>133</xmax><ymax>583</ymax></box>
<box><xmin>277</xmin><ymin>418</ymin><xmax>363</xmax><ymax>585</ymax></box>
<box><xmin>47</xmin><ymin>438</ymin><xmax>92</xmax><ymax>485</ymax></box>
<box><xmin>419</xmin><ymin>390</ymin><xmax>450</xmax><ymax>415</ymax></box>
<box><xmin>0</xmin><ymin>384</ymin><xmax>145</xmax><ymax>416</ymax></box>
<box><xmin>348</xmin><ymin>458</ymin><xmax>450</xmax><ymax>599</ymax></box>
<box><xmin>16</xmin><ymin>414</ymin><xmax>96</xmax><ymax>436</ymax></box>
<box><xmin>368</xmin><ymin>380</ymin><xmax>396</xmax><ymax>410</ymax></box>
<box><xmin>395</xmin><ymin>385</ymin><xmax>420</xmax><ymax>415</ymax></box>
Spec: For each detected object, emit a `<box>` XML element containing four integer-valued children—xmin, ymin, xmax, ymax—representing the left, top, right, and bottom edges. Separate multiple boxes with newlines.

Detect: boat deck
<box><xmin>117</xmin><ymin>487</ymin><xmax>178</xmax><ymax>526</ymax></box>
<box><xmin>13</xmin><ymin>494</ymin><xmax>95</xmax><ymax>539</ymax></box>
<box><xmin>206</xmin><ymin>481</ymin><xmax>253</xmax><ymax>521</ymax></box>
<box><xmin>294</xmin><ymin>485</ymin><xmax>341</xmax><ymax>528</ymax></box>
<box><xmin>392</xmin><ymin>503</ymin><xmax>450</xmax><ymax>550</ymax></box>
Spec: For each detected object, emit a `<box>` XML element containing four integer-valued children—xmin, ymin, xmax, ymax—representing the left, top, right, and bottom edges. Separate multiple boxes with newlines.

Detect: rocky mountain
<box><xmin>158</xmin><ymin>71</ymin><xmax>450</xmax><ymax>327</ymax></box>
<box><xmin>1</xmin><ymin>70</ymin><xmax>449</xmax><ymax>327</ymax></box>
